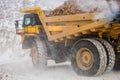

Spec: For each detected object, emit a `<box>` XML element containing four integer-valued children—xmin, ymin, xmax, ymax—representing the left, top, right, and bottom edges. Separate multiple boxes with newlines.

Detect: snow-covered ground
<box><xmin>0</xmin><ymin>58</ymin><xmax>120</xmax><ymax>80</ymax></box>
<box><xmin>0</xmin><ymin>0</ymin><xmax>120</xmax><ymax>80</ymax></box>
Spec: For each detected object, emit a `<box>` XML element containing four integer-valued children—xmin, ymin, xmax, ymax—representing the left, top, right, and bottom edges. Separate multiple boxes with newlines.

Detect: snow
<box><xmin>0</xmin><ymin>0</ymin><xmax>120</xmax><ymax>80</ymax></box>
<box><xmin>0</xmin><ymin>59</ymin><xmax>120</xmax><ymax>80</ymax></box>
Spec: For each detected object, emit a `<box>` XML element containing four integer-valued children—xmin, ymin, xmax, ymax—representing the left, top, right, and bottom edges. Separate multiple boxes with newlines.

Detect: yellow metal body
<box><xmin>22</xmin><ymin>25</ymin><xmax>40</xmax><ymax>34</ymax></box>
<box><xmin>48</xmin><ymin>26</ymin><xmax>63</xmax><ymax>32</ymax></box>
<box><xmin>19</xmin><ymin>7</ymin><xmax>120</xmax><ymax>42</ymax></box>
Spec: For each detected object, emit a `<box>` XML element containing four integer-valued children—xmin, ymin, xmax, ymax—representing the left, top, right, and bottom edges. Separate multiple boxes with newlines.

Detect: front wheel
<box><xmin>71</xmin><ymin>39</ymin><xmax>107</xmax><ymax>76</ymax></box>
<box><xmin>31</xmin><ymin>39</ymin><xmax>47</xmax><ymax>69</ymax></box>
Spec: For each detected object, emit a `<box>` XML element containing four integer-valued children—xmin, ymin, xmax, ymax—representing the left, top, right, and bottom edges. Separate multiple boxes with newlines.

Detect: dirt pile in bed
<box><xmin>49</xmin><ymin>0</ymin><xmax>120</xmax><ymax>16</ymax></box>
<box><xmin>49</xmin><ymin>0</ymin><xmax>97</xmax><ymax>16</ymax></box>
<box><xmin>49</xmin><ymin>0</ymin><xmax>83</xmax><ymax>16</ymax></box>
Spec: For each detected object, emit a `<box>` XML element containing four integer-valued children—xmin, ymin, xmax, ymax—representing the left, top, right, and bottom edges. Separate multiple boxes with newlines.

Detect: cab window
<box><xmin>24</xmin><ymin>18</ymin><xmax>31</xmax><ymax>26</ymax></box>
<box><xmin>23</xmin><ymin>13</ymin><xmax>42</xmax><ymax>27</ymax></box>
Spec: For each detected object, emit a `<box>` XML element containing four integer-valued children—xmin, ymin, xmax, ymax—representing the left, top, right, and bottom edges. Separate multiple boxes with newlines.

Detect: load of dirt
<box><xmin>49</xmin><ymin>0</ymin><xmax>120</xmax><ymax>16</ymax></box>
<box><xmin>49</xmin><ymin>0</ymin><xmax>83</xmax><ymax>16</ymax></box>
<box><xmin>49</xmin><ymin>0</ymin><xmax>97</xmax><ymax>16</ymax></box>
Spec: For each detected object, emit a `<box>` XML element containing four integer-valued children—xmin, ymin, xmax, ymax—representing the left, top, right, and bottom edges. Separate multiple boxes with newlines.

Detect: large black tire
<box><xmin>31</xmin><ymin>38</ymin><xmax>47</xmax><ymax>69</ymax></box>
<box><xmin>95</xmin><ymin>39</ymin><xmax>115</xmax><ymax>72</ymax></box>
<box><xmin>71</xmin><ymin>39</ymin><xmax>107</xmax><ymax>76</ymax></box>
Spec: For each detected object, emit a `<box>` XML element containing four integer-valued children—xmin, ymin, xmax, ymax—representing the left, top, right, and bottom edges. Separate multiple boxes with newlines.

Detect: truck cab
<box><xmin>15</xmin><ymin>13</ymin><xmax>41</xmax><ymax>35</ymax></box>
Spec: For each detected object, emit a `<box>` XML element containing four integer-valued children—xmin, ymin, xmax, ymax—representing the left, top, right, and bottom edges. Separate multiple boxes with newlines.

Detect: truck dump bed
<box><xmin>44</xmin><ymin>14</ymin><xmax>108</xmax><ymax>42</ymax></box>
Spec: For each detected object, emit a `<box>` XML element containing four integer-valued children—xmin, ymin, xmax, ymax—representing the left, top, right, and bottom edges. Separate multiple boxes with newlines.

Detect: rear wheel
<box><xmin>71</xmin><ymin>39</ymin><xmax>107</xmax><ymax>76</ymax></box>
<box><xmin>31</xmin><ymin>39</ymin><xmax>47</xmax><ymax>69</ymax></box>
<box><xmin>95</xmin><ymin>39</ymin><xmax>115</xmax><ymax>72</ymax></box>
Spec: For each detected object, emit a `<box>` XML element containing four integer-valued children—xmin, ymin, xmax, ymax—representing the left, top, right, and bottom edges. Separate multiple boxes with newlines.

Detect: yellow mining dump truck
<box><xmin>15</xmin><ymin>7</ymin><xmax>120</xmax><ymax>76</ymax></box>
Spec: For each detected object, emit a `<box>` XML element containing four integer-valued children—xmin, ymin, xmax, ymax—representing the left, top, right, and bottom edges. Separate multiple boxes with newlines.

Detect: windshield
<box><xmin>23</xmin><ymin>13</ymin><xmax>42</xmax><ymax>27</ymax></box>
<box><xmin>24</xmin><ymin>17</ymin><xmax>31</xmax><ymax>26</ymax></box>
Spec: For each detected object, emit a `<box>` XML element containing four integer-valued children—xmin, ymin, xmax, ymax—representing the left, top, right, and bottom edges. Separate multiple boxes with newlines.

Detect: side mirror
<box><xmin>15</xmin><ymin>20</ymin><xmax>18</xmax><ymax>28</ymax></box>
<box><xmin>15</xmin><ymin>20</ymin><xmax>23</xmax><ymax>34</ymax></box>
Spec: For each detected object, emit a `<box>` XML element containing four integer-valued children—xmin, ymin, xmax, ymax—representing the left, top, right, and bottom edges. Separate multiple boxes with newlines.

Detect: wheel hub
<box><xmin>76</xmin><ymin>48</ymin><xmax>94</xmax><ymax>70</ymax></box>
<box><xmin>32</xmin><ymin>46</ymin><xmax>38</xmax><ymax>65</ymax></box>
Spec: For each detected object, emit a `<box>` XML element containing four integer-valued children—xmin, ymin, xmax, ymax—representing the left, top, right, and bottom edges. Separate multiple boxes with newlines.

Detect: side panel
<box><xmin>22</xmin><ymin>25</ymin><xmax>40</xmax><ymax>34</ymax></box>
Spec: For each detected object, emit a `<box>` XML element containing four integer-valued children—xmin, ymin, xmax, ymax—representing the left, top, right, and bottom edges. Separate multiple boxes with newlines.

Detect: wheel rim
<box><xmin>76</xmin><ymin>48</ymin><xmax>94</xmax><ymax>70</ymax></box>
<box><xmin>32</xmin><ymin>46</ymin><xmax>38</xmax><ymax>65</ymax></box>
